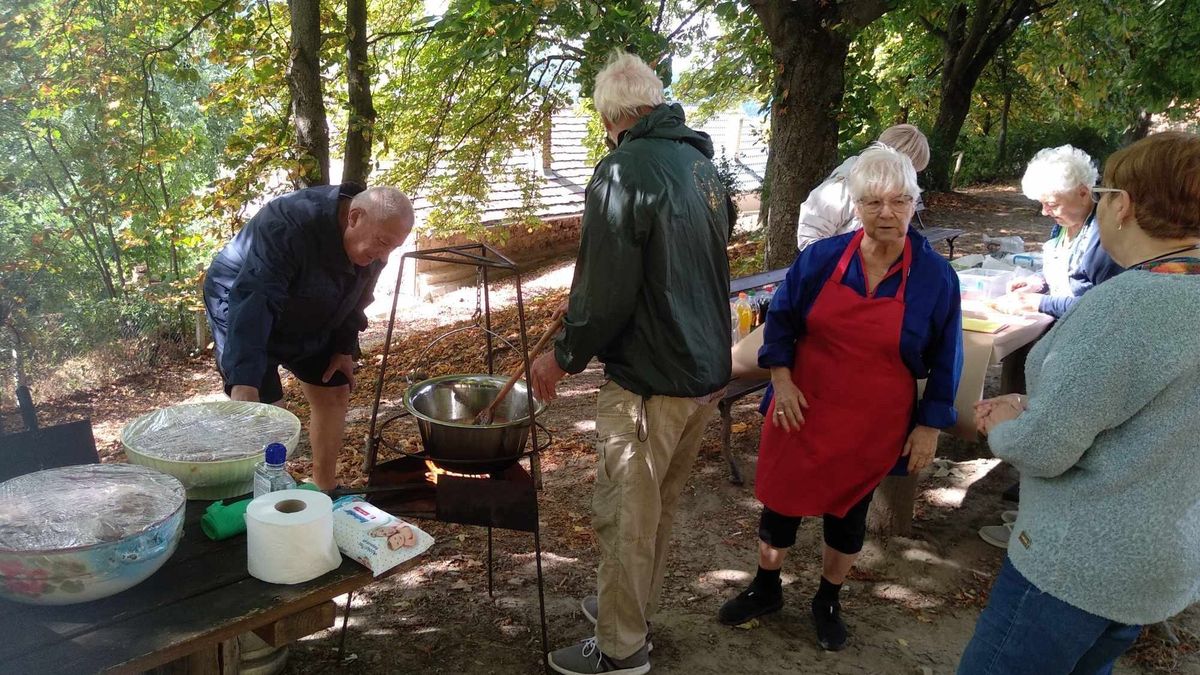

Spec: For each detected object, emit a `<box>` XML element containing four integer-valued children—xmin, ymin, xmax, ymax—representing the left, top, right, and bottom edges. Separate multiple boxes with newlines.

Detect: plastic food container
<box><xmin>122</xmin><ymin>401</ymin><xmax>301</xmax><ymax>500</ymax></box>
<box><xmin>958</xmin><ymin>269</ymin><xmax>1013</xmax><ymax>300</ymax></box>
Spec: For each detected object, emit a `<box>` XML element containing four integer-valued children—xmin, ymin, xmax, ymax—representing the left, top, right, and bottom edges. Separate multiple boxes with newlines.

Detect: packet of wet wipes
<box><xmin>331</xmin><ymin>496</ymin><xmax>434</xmax><ymax>576</ymax></box>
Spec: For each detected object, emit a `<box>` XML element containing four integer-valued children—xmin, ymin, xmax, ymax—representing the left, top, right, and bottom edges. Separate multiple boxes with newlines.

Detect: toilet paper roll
<box><xmin>246</xmin><ymin>489</ymin><xmax>342</xmax><ymax>584</ymax></box>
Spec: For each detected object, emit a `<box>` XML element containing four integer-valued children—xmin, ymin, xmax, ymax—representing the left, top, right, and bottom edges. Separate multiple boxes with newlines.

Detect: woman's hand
<box><xmin>1008</xmin><ymin>276</ymin><xmax>1045</xmax><ymax>293</ymax></box>
<box><xmin>769</xmin><ymin>367</ymin><xmax>808</xmax><ymax>432</ymax></box>
<box><xmin>903</xmin><ymin>425</ymin><xmax>940</xmax><ymax>473</ymax></box>
<box><xmin>975</xmin><ymin>394</ymin><xmax>1027</xmax><ymax>435</ymax></box>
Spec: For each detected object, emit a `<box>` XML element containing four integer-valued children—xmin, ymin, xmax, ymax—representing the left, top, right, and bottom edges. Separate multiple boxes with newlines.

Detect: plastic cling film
<box><xmin>331</xmin><ymin>497</ymin><xmax>434</xmax><ymax>576</ymax></box>
<box><xmin>0</xmin><ymin>464</ymin><xmax>184</xmax><ymax>551</ymax></box>
<box><xmin>122</xmin><ymin>401</ymin><xmax>301</xmax><ymax>463</ymax></box>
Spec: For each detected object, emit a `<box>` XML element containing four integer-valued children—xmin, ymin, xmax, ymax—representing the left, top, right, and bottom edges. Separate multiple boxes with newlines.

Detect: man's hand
<box><xmin>903</xmin><ymin>425</ymin><xmax>940</xmax><ymax>473</ymax></box>
<box><xmin>550</xmin><ymin>299</ymin><xmax>568</xmax><ymax>322</ymax></box>
<box><xmin>322</xmin><ymin>353</ymin><xmax>357</xmax><ymax>391</ymax></box>
<box><xmin>230</xmin><ymin>385</ymin><xmax>260</xmax><ymax>402</ymax></box>
<box><xmin>529</xmin><ymin>351</ymin><xmax>567</xmax><ymax>402</ymax></box>
<box><xmin>769</xmin><ymin>367</ymin><xmax>808</xmax><ymax>432</ymax></box>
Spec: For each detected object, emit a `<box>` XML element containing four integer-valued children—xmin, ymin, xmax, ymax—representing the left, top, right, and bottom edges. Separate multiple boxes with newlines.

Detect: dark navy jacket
<box><xmin>203</xmin><ymin>184</ymin><xmax>382</xmax><ymax>388</ymax></box>
<box><xmin>759</xmin><ymin>230</ymin><xmax>964</xmax><ymax>429</ymax></box>
<box><xmin>1038</xmin><ymin>212</ymin><xmax>1124</xmax><ymax>318</ymax></box>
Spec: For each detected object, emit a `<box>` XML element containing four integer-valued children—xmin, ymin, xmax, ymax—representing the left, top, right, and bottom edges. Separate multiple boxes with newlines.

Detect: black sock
<box><xmin>813</xmin><ymin>577</ymin><xmax>842</xmax><ymax>608</ymax></box>
<box><xmin>750</xmin><ymin>566</ymin><xmax>782</xmax><ymax>594</ymax></box>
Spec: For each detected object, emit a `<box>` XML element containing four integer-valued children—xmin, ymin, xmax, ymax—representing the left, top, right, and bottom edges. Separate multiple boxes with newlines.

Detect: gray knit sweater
<box><xmin>990</xmin><ymin>269</ymin><xmax>1200</xmax><ymax>626</ymax></box>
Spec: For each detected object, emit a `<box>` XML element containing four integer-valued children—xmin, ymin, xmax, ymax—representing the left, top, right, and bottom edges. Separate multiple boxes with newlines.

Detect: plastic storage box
<box><xmin>958</xmin><ymin>268</ymin><xmax>1013</xmax><ymax>300</ymax></box>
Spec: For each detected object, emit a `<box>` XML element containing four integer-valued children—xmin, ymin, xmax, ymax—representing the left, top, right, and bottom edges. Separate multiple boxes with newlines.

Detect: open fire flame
<box><xmin>424</xmin><ymin>460</ymin><xmax>490</xmax><ymax>485</ymax></box>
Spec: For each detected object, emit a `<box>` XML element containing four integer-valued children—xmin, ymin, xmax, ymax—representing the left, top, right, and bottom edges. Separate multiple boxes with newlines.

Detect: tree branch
<box><xmin>919</xmin><ymin>14</ymin><xmax>949</xmax><ymax>43</ymax></box>
<box><xmin>367</xmin><ymin>26</ymin><xmax>435</xmax><ymax>45</ymax></box>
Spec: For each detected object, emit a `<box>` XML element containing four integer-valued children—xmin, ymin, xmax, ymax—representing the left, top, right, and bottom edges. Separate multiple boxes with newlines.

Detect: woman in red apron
<box><xmin>718</xmin><ymin>144</ymin><xmax>963</xmax><ymax>652</ymax></box>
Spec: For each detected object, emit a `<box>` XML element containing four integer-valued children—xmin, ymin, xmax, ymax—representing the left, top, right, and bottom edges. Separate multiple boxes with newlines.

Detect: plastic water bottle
<box><xmin>735</xmin><ymin>292</ymin><xmax>753</xmax><ymax>339</ymax></box>
<box><xmin>730</xmin><ymin>301</ymin><xmax>739</xmax><ymax>343</ymax></box>
<box><xmin>253</xmin><ymin>443</ymin><xmax>296</xmax><ymax>498</ymax></box>
<box><xmin>757</xmin><ymin>285</ymin><xmax>774</xmax><ymax>326</ymax></box>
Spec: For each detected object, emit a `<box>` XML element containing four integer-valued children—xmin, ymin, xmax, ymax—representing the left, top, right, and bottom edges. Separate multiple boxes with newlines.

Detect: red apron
<box><xmin>756</xmin><ymin>230</ymin><xmax>916</xmax><ymax>518</ymax></box>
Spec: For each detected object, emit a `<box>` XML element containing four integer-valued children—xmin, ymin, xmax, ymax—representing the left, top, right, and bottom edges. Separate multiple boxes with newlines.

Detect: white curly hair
<box><xmin>1021</xmin><ymin>145</ymin><xmax>1099</xmax><ymax>200</ymax></box>
<box><xmin>848</xmin><ymin>143</ymin><xmax>922</xmax><ymax>202</ymax></box>
<box><xmin>592</xmin><ymin>51</ymin><xmax>665</xmax><ymax>123</ymax></box>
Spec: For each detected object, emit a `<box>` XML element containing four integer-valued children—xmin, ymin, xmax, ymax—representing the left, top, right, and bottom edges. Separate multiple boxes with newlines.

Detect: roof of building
<box><xmin>409</xmin><ymin>109</ymin><xmax>769</xmax><ymax>227</ymax></box>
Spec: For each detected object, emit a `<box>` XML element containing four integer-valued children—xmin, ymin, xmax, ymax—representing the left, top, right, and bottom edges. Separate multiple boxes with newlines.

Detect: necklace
<box><xmin>1129</xmin><ymin>243</ymin><xmax>1200</xmax><ymax>269</ymax></box>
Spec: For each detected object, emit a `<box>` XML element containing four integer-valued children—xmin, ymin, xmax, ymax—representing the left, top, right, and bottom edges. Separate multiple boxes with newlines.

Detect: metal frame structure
<box><xmin>353</xmin><ymin>243</ymin><xmax>549</xmax><ymax>670</ymax></box>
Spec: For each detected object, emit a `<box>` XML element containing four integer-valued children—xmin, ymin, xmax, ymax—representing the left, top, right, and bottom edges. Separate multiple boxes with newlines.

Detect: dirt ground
<box><xmin>6</xmin><ymin>185</ymin><xmax>1198</xmax><ymax>674</ymax></box>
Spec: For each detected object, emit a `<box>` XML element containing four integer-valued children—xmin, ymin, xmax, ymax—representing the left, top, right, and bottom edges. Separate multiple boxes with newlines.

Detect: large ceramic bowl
<box><xmin>122</xmin><ymin>401</ymin><xmax>301</xmax><ymax>499</ymax></box>
<box><xmin>0</xmin><ymin>464</ymin><xmax>185</xmax><ymax>605</ymax></box>
<box><xmin>404</xmin><ymin>374</ymin><xmax>546</xmax><ymax>474</ymax></box>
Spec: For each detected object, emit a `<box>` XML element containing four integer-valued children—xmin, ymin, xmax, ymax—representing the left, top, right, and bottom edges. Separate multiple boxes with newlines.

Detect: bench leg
<box><xmin>947</xmin><ymin>236</ymin><xmax>959</xmax><ymax>260</ymax></box>
<box><xmin>718</xmin><ymin>402</ymin><xmax>743</xmax><ymax>486</ymax></box>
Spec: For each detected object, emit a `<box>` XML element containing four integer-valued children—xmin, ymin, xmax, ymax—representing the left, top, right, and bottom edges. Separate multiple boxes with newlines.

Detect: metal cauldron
<box><xmin>404</xmin><ymin>374</ymin><xmax>546</xmax><ymax>474</ymax></box>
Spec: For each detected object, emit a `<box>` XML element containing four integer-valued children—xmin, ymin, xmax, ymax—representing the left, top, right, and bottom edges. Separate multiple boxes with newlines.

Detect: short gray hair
<box><xmin>592</xmin><ymin>51</ymin><xmax>665</xmax><ymax>123</ymax></box>
<box><xmin>878</xmin><ymin>124</ymin><xmax>930</xmax><ymax>172</ymax></box>
<box><xmin>848</xmin><ymin>143</ymin><xmax>922</xmax><ymax>201</ymax></box>
<box><xmin>1021</xmin><ymin>145</ymin><xmax>1098</xmax><ymax>199</ymax></box>
<box><xmin>351</xmin><ymin>186</ymin><xmax>413</xmax><ymax>223</ymax></box>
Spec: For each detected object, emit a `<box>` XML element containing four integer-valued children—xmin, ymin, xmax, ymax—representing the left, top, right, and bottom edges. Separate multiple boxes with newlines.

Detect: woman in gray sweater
<box><xmin>959</xmin><ymin>131</ymin><xmax>1200</xmax><ymax>674</ymax></box>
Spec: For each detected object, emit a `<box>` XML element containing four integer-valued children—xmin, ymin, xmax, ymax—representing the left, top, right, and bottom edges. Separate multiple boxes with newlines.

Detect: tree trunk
<box><xmin>997</xmin><ymin>87</ymin><xmax>1012</xmax><ymax>169</ymax></box>
<box><xmin>922</xmin><ymin>1</ymin><xmax>1043</xmax><ymax>192</ymax></box>
<box><xmin>867</xmin><ymin>474</ymin><xmax>919</xmax><ymax>537</ymax></box>
<box><xmin>757</xmin><ymin>25</ymin><xmax>852</xmax><ymax>270</ymax></box>
<box><xmin>287</xmin><ymin>0</ymin><xmax>330</xmax><ymax>187</ymax></box>
<box><xmin>926</xmin><ymin>78</ymin><xmax>975</xmax><ymax>191</ymax></box>
<box><xmin>342</xmin><ymin>0</ymin><xmax>375</xmax><ymax>186</ymax></box>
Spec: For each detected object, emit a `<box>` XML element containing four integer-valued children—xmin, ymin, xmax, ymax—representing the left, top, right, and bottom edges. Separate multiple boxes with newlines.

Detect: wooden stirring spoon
<box><xmin>474</xmin><ymin>314</ymin><xmax>564</xmax><ymax>425</ymax></box>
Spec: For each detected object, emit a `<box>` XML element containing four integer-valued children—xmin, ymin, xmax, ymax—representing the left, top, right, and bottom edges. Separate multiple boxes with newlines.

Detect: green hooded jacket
<box><xmin>553</xmin><ymin>103</ymin><xmax>732</xmax><ymax>397</ymax></box>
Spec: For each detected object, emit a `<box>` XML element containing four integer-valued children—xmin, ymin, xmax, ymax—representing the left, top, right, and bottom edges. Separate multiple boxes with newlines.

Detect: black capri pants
<box><xmin>757</xmin><ymin>489</ymin><xmax>875</xmax><ymax>555</ymax></box>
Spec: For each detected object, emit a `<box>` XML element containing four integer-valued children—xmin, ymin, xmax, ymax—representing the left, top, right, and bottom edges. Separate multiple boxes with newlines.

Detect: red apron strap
<box><xmin>832</xmin><ymin>230</ymin><xmax>866</xmax><ymax>281</ymax></box>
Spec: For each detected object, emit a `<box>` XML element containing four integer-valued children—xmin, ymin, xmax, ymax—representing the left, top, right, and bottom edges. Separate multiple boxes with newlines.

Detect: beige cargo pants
<box><xmin>593</xmin><ymin>380</ymin><xmax>719</xmax><ymax>659</ymax></box>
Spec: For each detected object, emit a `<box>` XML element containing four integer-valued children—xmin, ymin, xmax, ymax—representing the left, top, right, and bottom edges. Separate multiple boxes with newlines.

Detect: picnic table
<box><xmin>0</xmin><ymin>497</ymin><xmax>415</xmax><ymax>673</ymax></box>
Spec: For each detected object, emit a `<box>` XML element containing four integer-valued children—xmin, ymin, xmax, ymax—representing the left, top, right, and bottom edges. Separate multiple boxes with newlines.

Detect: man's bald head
<box><xmin>343</xmin><ymin>187</ymin><xmax>414</xmax><ymax>267</ymax></box>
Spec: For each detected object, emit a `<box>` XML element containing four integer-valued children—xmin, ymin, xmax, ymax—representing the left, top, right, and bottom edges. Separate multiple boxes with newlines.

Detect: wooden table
<box><xmin>0</xmin><ymin>499</ymin><xmax>411</xmax><ymax>674</ymax></box>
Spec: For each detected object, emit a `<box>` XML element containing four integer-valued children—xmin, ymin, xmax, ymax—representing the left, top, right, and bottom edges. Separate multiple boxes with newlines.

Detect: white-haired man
<box><xmin>796</xmin><ymin>124</ymin><xmax>931</xmax><ymax>251</ymax></box>
<box><xmin>530</xmin><ymin>52</ymin><xmax>732</xmax><ymax>675</ymax></box>
<box><xmin>203</xmin><ymin>184</ymin><xmax>413</xmax><ymax>489</ymax></box>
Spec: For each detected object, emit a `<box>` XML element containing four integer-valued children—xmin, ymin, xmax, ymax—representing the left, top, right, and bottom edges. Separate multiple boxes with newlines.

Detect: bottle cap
<box><xmin>264</xmin><ymin>442</ymin><xmax>288</xmax><ymax>465</ymax></box>
<box><xmin>738</xmin><ymin>292</ymin><xmax>748</xmax><ymax>300</ymax></box>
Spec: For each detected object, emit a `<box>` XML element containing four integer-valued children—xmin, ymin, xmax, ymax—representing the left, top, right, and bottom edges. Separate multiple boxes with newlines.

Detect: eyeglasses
<box><xmin>858</xmin><ymin>195</ymin><xmax>914</xmax><ymax>214</ymax></box>
<box><xmin>1090</xmin><ymin>186</ymin><xmax>1125</xmax><ymax>203</ymax></box>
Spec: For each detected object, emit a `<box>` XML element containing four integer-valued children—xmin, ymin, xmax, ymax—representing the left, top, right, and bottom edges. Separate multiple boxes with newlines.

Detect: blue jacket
<box><xmin>203</xmin><ymin>184</ymin><xmax>382</xmax><ymax>387</ymax></box>
<box><xmin>759</xmin><ymin>230</ymin><xmax>963</xmax><ymax>429</ymax></box>
<box><xmin>1038</xmin><ymin>212</ymin><xmax>1124</xmax><ymax>318</ymax></box>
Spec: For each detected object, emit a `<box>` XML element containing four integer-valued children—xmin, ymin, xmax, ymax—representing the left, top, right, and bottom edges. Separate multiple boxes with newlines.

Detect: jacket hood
<box><xmin>621</xmin><ymin>103</ymin><xmax>714</xmax><ymax>159</ymax></box>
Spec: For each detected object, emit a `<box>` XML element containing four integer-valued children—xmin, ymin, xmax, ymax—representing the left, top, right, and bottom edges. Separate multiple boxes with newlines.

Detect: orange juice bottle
<box><xmin>735</xmin><ymin>292</ymin><xmax>753</xmax><ymax>339</ymax></box>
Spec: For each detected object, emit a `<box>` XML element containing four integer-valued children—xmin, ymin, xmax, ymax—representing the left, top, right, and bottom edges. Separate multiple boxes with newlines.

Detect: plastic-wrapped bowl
<box><xmin>0</xmin><ymin>464</ymin><xmax>185</xmax><ymax>605</ymax></box>
<box><xmin>122</xmin><ymin>401</ymin><xmax>301</xmax><ymax>500</ymax></box>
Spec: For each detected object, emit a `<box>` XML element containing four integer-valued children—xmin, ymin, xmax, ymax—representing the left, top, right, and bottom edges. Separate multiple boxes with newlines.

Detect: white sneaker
<box><xmin>979</xmin><ymin>523</ymin><xmax>1013</xmax><ymax>549</ymax></box>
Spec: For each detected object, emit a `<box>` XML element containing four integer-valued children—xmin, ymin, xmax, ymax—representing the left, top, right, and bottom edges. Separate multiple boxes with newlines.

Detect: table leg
<box><xmin>1000</xmin><ymin>342</ymin><xmax>1033</xmax><ymax>394</ymax></box>
<box><xmin>718</xmin><ymin>402</ymin><xmax>743</xmax><ymax>486</ymax></box>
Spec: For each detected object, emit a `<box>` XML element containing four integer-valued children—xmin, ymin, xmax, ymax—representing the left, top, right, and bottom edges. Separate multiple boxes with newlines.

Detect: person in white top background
<box><xmin>795</xmin><ymin>124</ymin><xmax>930</xmax><ymax>252</ymax></box>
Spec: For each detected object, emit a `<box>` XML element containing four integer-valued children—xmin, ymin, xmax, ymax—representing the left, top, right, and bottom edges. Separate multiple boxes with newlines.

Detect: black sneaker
<box><xmin>811</xmin><ymin>601</ymin><xmax>848</xmax><ymax>651</ymax></box>
<box><xmin>718</xmin><ymin>585</ymin><xmax>784</xmax><ymax>626</ymax></box>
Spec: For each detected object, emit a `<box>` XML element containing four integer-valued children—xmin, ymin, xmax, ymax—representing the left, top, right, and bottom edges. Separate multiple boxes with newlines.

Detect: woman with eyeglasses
<box><xmin>717</xmin><ymin>144</ymin><xmax>962</xmax><ymax>651</ymax></box>
<box><xmin>961</xmin><ymin>131</ymin><xmax>1200</xmax><ymax>674</ymax></box>
<box><xmin>999</xmin><ymin>145</ymin><xmax>1123</xmax><ymax>318</ymax></box>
